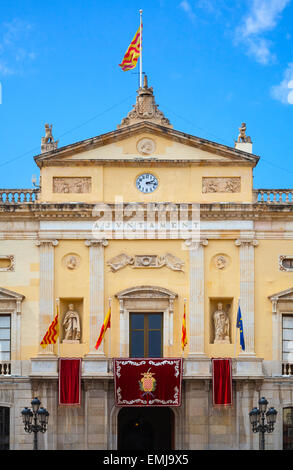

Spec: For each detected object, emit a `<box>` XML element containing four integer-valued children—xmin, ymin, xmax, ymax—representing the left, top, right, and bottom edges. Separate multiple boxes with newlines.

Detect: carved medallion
<box><xmin>202</xmin><ymin>177</ymin><xmax>241</xmax><ymax>193</ymax></box>
<box><xmin>62</xmin><ymin>253</ymin><xmax>81</xmax><ymax>271</ymax></box>
<box><xmin>137</xmin><ymin>138</ymin><xmax>156</xmax><ymax>156</ymax></box>
<box><xmin>215</xmin><ymin>255</ymin><xmax>227</xmax><ymax>270</ymax></box>
<box><xmin>53</xmin><ymin>177</ymin><xmax>91</xmax><ymax>194</ymax></box>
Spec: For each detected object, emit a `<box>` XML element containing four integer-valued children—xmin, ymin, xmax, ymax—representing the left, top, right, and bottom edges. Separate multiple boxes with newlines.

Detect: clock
<box><xmin>136</xmin><ymin>173</ymin><xmax>158</xmax><ymax>193</ymax></box>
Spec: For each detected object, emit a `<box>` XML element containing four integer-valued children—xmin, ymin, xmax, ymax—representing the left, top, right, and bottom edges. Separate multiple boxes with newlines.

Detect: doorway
<box><xmin>118</xmin><ymin>406</ymin><xmax>174</xmax><ymax>450</ymax></box>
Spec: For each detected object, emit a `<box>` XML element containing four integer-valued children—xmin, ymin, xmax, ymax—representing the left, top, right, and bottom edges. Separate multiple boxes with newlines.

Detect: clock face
<box><xmin>136</xmin><ymin>173</ymin><xmax>158</xmax><ymax>193</ymax></box>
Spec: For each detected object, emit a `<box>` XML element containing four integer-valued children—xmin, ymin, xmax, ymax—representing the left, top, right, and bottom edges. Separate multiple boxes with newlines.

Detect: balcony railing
<box><xmin>253</xmin><ymin>189</ymin><xmax>293</xmax><ymax>204</ymax></box>
<box><xmin>0</xmin><ymin>189</ymin><xmax>39</xmax><ymax>203</ymax></box>
<box><xmin>282</xmin><ymin>362</ymin><xmax>293</xmax><ymax>376</ymax></box>
<box><xmin>0</xmin><ymin>188</ymin><xmax>293</xmax><ymax>205</ymax></box>
<box><xmin>0</xmin><ymin>361</ymin><xmax>11</xmax><ymax>376</ymax></box>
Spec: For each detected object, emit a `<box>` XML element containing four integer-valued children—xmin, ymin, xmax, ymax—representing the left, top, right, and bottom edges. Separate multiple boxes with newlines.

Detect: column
<box><xmin>35</xmin><ymin>240</ymin><xmax>58</xmax><ymax>355</ymax></box>
<box><xmin>85</xmin><ymin>239</ymin><xmax>108</xmax><ymax>356</ymax></box>
<box><xmin>185</xmin><ymin>239</ymin><xmax>208</xmax><ymax>355</ymax></box>
<box><xmin>235</xmin><ymin>239</ymin><xmax>258</xmax><ymax>356</ymax></box>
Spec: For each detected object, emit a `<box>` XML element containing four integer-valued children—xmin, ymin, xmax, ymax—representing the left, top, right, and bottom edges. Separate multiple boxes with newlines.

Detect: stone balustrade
<box><xmin>0</xmin><ymin>361</ymin><xmax>11</xmax><ymax>376</ymax></box>
<box><xmin>282</xmin><ymin>362</ymin><xmax>293</xmax><ymax>376</ymax></box>
<box><xmin>0</xmin><ymin>189</ymin><xmax>39</xmax><ymax>203</ymax></box>
<box><xmin>253</xmin><ymin>189</ymin><xmax>293</xmax><ymax>204</ymax></box>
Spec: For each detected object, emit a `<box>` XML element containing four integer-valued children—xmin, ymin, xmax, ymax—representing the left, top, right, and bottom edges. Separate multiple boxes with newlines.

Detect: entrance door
<box><xmin>118</xmin><ymin>407</ymin><xmax>174</xmax><ymax>450</ymax></box>
<box><xmin>0</xmin><ymin>407</ymin><xmax>9</xmax><ymax>450</ymax></box>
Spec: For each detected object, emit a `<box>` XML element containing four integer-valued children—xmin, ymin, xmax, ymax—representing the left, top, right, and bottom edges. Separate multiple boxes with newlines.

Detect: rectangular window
<box><xmin>282</xmin><ymin>315</ymin><xmax>293</xmax><ymax>362</ymax></box>
<box><xmin>130</xmin><ymin>313</ymin><xmax>163</xmax><ymax>358</ymax></box>
<box><xmin>0</xmin><ymin>316</ymin><xmax>11</xmax><ymax>361</ymax></box>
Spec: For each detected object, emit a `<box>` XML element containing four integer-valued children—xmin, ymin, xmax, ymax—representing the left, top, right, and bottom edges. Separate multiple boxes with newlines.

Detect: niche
<box><xmin>59</xmin><ymin>298</ymin><xmax>83</xmax><ymax>344</ymax></box>
<box><xmin>209</xmin><ymin>298</ymin><xmax>233</xmax><ymax>345</ymax></box>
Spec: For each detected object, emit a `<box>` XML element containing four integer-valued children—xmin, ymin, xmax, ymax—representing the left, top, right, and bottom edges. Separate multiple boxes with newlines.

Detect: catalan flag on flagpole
<box><xmin>95</xmin><ymin>305</ymin><xmax>111</xmax><ymax>351</ymax></box>
<box><xmin>119</xmin><ymin>10</ymin><xmax>143</xmax><ymax>84</ymax></box>
<box><xmin>182</xmin><ymin>299</ymin><xmax>187</xmax><ymax>350</ymax></box>
<box><xmin>236</xmin><ymin>303</ymin><xmax>245</xmax><ymax>351</ymax></box>
<box><xmin>40</xmin><ymin>300</ymin><xmax>59</xmax><ymax>349</ymax></box>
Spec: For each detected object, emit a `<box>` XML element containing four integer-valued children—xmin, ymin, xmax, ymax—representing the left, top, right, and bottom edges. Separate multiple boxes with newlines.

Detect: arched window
<box><xmin>283</xmin><ymin>407</ymin><xmax>293</xmax><ymax>449</ymax></box>
<box><xmin>0</xmin><ymin>407</ymin><xmax>9</xmax><ymax>450</ymax></box>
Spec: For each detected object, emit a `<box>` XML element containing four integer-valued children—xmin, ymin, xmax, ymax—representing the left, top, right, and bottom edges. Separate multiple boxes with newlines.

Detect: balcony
<box><xmin>253</xmin><ymin>189</ymin><xmax>293</xmax><ymax>204</ymax></box>
<box><xmin>282</xmin><ymin>362</ymin><xmax>293</xmax><ymax>376</ymax></box>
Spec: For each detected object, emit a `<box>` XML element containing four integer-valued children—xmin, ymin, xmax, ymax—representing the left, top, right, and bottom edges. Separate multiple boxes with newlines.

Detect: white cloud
<box><xmin>235</xmin><ymin>0</ymin><xmax>290</xmax><ymax>64</ymax></box>
<box><xmin>179</xmin><ymin>1</ymin><xmax>196</xmax><ymax>21</ymax></box>
<box><xmin>0</xmin><ymin>19</ymin><xmax>35</xmax><ymax>76</ymax></box>
<box><xmin>271</xmin><ymin>63</ymin><xmax>293</xmax><ymax>104</ymax></box>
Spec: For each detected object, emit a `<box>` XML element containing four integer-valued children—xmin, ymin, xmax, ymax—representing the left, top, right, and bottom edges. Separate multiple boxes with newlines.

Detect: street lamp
<box><xmin>249</xmin><ymin>397</ymin><xmax>277</xmax><ymax>450</ymax></box>
<box><xmin>21</xmin><ymin>397</ymin><xmax>49</xmax><ymax>450</ymax></box>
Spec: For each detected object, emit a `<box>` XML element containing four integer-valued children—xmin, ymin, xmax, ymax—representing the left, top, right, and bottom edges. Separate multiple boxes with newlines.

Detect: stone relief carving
<box><xmin>213</xmin><ymin>302</ymin><xmax>230</xmax><ymax>344</ymax></box>
<box><xmin>137</xmin><ymin>138</ymin><xmax>156</xmax><ymax>156</ymax></box>
<box><xmin>108</xmin><ymin>253</ymin><xmax>184</xmax><ymax>272</ymax></box>
<box><xmin>62</xmin><ymin>303</ymin><xmax>81</xmax><ymax>343</ymax></box>
<box><xmin>215</xmin><ymin>255</ymin><xmax>228</xmax><ymax>270</ymax></box>
<box><xmin>236</xmin><ymin>122</ymin><xmax>252</xmax><ymax>143</ymax></box>
<box><xmin>53</xmin><ymin>177</ymin><xmax>91</xmax><ymax>193</ymax></box>
<box><xmin>62</xmin><ymin>253</ymin><xmax>81</xmax><ymax>270</ymax></box>
<box><xmin>202</xmin><ymin>177</ymin><xmax>241</xmax><ymax>193</ymax></box>
<box><xmin>0</xmin><ymin>255</ymin><xmax>15</xmax><ymax>272</ymax></box>
<box><xmin>41</xmin><ymin>123</ymin><xmax>59</xmax><ymax>153</ymax></box>
<box><xmin>107</xmin><ymin>253</ymin><xmax>135</xmax><ymax>272</ymax></box>
<box><xmin>118</xmin><ymin>75</ymin><xmax>172</xmax><ymax>129</ymax></box>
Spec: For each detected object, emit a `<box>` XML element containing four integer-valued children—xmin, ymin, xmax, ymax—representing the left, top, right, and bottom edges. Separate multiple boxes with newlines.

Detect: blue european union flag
<box><xmin>236</xmin><ymin>305</ymin><xmax>245</xmax><ymax>351</ymax></box>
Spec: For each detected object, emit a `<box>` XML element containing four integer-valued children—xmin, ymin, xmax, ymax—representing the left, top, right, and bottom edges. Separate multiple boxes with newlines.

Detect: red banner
<box><xmin>59</xmin><ymin>358</ymin><xmax>81</xmax><ymax>406</ymax></box>
<box><xmin>212</xmin><ymin>358</ymin><xmax>232</xmax><ymax>406</ymax></box>
<box><xmin>114</xmin><ymin>358</ymin><xmax>183</xmax><ymax>407</ymax></box>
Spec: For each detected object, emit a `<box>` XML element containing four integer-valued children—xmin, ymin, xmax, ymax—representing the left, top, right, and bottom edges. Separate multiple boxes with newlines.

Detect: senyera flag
<box><xmin>40</xmin><ymin>302</ymin><xmax>59</xmax><ymax>348</ymax></box>
<box><xmin>95</xmin><ymin>306</ymin><xmax>111</xmax><ymax>350</ymax></box>
<box><xmin>119</xmin><ymin>24</ymin><xmax>142</xmax><ymax>72</ymax></box>
<box><xmin>181</xmin><ymin>301</ymin><xmax>187</xmax><ymax>350</ymax></box>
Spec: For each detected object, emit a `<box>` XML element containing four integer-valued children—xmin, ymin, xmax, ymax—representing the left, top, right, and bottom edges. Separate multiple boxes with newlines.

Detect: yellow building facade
<box><xmin>0</xmin><ymin>78</ymin><xmax>293</xmax><ymax>450</ymax></box>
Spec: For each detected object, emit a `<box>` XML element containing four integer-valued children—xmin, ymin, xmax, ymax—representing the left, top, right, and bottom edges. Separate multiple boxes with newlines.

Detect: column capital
<box><xmin>235</xmin><ymin>239</ymin><xmax>258</xmax><ymax>247</ymax></box>
<box><xmin>85</xmin><ymin>239</ymin><xmax>108</xmax><ymax>248</ymax></box>
<box><xmin>184</xmin><ymin>238</ymin><xmax>208</xmax><ymax>250</ymax></box>
<box><xmin>35</xmin><ymin>239</ymin><xmax>59</xmax><ymax>247</ymax></box>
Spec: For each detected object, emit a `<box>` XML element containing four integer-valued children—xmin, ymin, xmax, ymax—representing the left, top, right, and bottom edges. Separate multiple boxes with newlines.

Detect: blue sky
<box><xmin>0</xmin><ymin>0</ymin><xmax>293</xmax><ymax>189</ymax></box>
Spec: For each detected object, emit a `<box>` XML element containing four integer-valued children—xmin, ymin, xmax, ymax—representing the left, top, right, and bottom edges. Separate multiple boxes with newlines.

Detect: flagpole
<box><xmin>108</xmin><ymin>298</ymin><xmax>112</xmax><ymax>357</ymax></box>
<box><xmin>139</xmin><ymin>9</ymin><xmax>143</xmax><ymax>88</ymax></box>
<box><xmin>234</xmin><ymin>298</ymin><xmax>240</xmax><ymax>357</ymax></box>
<box><xmin>57</xmin><ymin>298</ymin><xmax>60</xmax><ymax>358</ymax></box>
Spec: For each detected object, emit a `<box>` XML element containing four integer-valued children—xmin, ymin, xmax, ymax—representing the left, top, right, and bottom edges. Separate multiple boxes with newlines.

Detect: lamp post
<box><xmin>249</xmin><ymin>397</ymin><xmax>277</xmax><ymax>450</ymax></box>
<box><xmin>21</xmin><ymin>397</ymin><xmax>49</xmax><ymax>450</ymax></box>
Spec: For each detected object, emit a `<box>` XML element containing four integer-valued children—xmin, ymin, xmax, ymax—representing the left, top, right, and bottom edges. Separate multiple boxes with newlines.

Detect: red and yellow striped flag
<box><xmin>40</xmin><ymin>302</ymin><xmax>59</xmax><ymax>349</ymax></box>
<box><xmin>119</xmin><ymin>24</ymin><xmax>142</xmax><ymax>71</ymax></box>
<box><xmin>182</xmin><ymin>301</ymin><xmax>187</xmax><ymax>350</ymax></box>
<box><xmin>95</xmin><ymin>306</ymin><xmax>111</xmax><ymax>350</ymax></box>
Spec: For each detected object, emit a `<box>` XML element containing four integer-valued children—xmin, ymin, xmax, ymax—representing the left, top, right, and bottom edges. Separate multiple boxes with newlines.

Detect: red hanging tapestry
<box><xmin>114</xmin><ymin>358</ymin><xmax>183</xmax><ymax>407</ymax></box>
<box><xmin>212</xmin><ymin>358</ymin><xmax>232</xmax><ymax>406</ymax></box>
<box><xmin>59</xmin><ymin>358</ymin><xmax>82</xmax><ymax>406</ymax></box>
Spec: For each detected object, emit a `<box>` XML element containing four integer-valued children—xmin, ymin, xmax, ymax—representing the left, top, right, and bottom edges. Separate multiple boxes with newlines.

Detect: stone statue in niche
<box><xmin>213</xmin><ymin>302</ymin><xmax>230</xmax><ymax>344</ymax></box>
<box><xmin>62</xmin><ymin>303</ymin><xmax>81</xmax><ymax>343</ymax></box>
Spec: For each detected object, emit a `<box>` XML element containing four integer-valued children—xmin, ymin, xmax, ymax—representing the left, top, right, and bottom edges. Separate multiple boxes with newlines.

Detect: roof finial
<box><xmin>143</xmin><ymin>74</ymin><xmax>148</xmax><ymax>88</ymax></box>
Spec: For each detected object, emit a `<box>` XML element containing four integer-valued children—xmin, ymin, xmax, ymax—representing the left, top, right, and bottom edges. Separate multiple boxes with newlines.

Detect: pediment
<box><xmin>0</xmin><ymin>287</ymin><xmax>25</xmax><ymax>302</ymax></box>
<box><xmin>269</xmin><ymin>288</ymin><xmax>293</xmax><ymax>302</ymax></box>
<box><xmin>34</xmin><ymin>122</ymin><xmax>259</xmax><ymax>168</ymax></box>
<box><xmin>116</xmin><ymin>285</ymin><xmax>177</xmax><ymax>300</ymax></box>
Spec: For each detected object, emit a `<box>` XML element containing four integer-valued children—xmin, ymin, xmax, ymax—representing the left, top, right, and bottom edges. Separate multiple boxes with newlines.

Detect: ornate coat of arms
<box><xmin>139</xmin><ymin>368</ymin><xmax>156</xmax><ymax>398</ymax></box>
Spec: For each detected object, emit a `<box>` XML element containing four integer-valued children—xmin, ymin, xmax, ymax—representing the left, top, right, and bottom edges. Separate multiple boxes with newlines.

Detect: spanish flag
<box><xmin>40</xmin><ymin>302</ymin><xmax>59</xmax><ymax>348</ymax></box>
<box><xmin>95</xmin><ymin>306</ymin><xmax>111</xmax><ymax>350</ymax></box>
<box><xmin>182</xmin><ymin>301</ymin><xmax>187</xmax><ymax>350</ymax></box>
<box><xmin>119</xmin><ymin>24</ymin><xmax>142</xmax><ymax>71</ymax></box>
